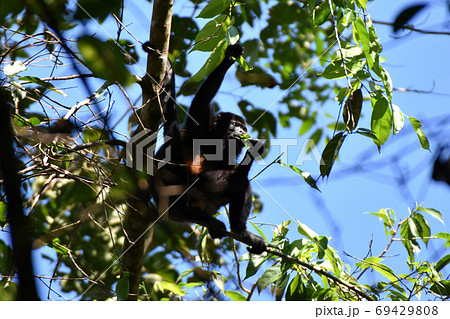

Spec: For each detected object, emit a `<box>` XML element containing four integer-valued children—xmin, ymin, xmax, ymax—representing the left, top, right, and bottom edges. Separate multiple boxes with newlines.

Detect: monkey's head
<box><xmin>214</xmin><ymin>112</ymin><xmax>247</xmax><ymax>141</ymax></box>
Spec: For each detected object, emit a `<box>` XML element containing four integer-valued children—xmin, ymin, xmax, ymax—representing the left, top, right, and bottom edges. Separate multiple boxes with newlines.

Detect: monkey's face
<box><xmin>215</xmin><ymin>112</ymin><xmax>247</xmax><ymax>140</ymax></box>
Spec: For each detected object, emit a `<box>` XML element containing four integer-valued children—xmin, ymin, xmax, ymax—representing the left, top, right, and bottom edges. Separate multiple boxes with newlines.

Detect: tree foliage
<box><xmin>0</xmin><ymin>0</ymin><xmax>448</xmax><ymax>301</ymax></box>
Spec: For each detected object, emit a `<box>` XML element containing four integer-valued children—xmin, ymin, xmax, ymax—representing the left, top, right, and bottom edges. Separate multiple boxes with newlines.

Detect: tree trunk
<box><xmin>121</xmin><ymin>0</ymin><xmax>173</xmax><ymax>301</ymax></box>
<box><xmin>0</xmin><ymin>88</ymin><xmax>39</xmax><ymax>300</ymax></box>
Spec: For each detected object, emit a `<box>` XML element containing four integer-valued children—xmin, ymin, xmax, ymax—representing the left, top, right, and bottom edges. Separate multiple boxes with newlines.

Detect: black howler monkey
<box><xmin>143</xmin><ymin>42</ymin><xmax>266</xmax><ymax>254</ymax></box>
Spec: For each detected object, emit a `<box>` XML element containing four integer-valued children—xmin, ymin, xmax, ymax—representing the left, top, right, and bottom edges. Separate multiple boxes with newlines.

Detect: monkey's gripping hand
<box><xmin>226</xmin><ymin>43</ymin><xmax>243</xmax><ymax>61</ymax></box>
<box><xmin>245</xmin><ymin>232</ymin><xmax>267</xmax><ymax>254</ymax></box>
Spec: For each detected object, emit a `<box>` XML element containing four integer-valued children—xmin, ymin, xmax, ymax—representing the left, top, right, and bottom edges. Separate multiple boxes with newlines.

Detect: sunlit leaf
<box><xmin>371</xmin><ymin>96</ymin><xmax>392</xmax><ymax>150</ymax></box>
<box><xmin>197</xmin><ymin>0</ymin><xmax>231</xmax><ymax>19</ymax></box>
<box><xmin>226</xmin><ymin>26</ymin><xmax>240</xmax><ymax>45</ymax></box>
<box><xmin>355</xmin><ymin>0</ymin><xmax>367</xmax><ymax>9</ymax></box>
<box><xmin>278</xmin><ymin>161</ymin><xmax>320</xmax><ymax>191</ymax></box>
<box><xmin>225</xmin><ymin>290</ymin><xmax>247</xmax><ymax>301</ymax></box>
<box><xmin>353</xmin><ymin>17</ymin><xmax>373</xmax><ymax>68</ymax></box>
<box><xmin>417</xmin><ymin>207</ymin><xmax>443</xmax><ymax>224</ymax></box>
<box><xmin>392</xmin><ymin>104</ymin><xmax>404</xmax><ymax>135</ymax></box>
<box><xmin>191</xmin><ymin>15</ymin><xmax>230</xmax><ymax>52</ymax></box>
<box><xmin>409</xmin><ymin>117</ymin><xmax>430</xmax><ymax>151</ymax></box>
<box><xmin>312</xmin><ymin>1</ymin><xmax>331</xmax><ymax>27</ymax></box>
<box><xmin>159</xmin><ymin>282</ymin><xmax>186</xmax><ymax>296</ymax></box>
<box><xmin>359</xmin><ymin>257</ymin><xmax>397</xmax><ymax>282</ymax></box>
<box><xmin>249</xmin><ymin>220</ymin><xmax>268</xmax><ymax>243</ymax></box>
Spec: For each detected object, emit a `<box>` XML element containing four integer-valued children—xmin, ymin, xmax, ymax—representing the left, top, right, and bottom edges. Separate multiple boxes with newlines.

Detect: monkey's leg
<box><xmin>228</xmin><ymin>183</ymin><xmax>266</xmax><ymax>254</ymax></box>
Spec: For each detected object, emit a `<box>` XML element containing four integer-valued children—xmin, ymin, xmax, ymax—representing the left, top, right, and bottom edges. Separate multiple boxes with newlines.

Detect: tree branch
<box><xmin>372</xmin><ymin>20</ymin><xmax>450</xmax><ymax>36</ymax></box>
<box><xmin>224</xmin><ymin>230</ymin><xmax>374</xmax><ymax>301</ymax></box>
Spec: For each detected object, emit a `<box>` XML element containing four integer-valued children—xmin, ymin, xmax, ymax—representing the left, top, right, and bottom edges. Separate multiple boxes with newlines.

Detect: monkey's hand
<box><xmin>142</xmin><ymin>41</ymin><xmax>161</xmax><ymax>55</ymax></box>
<box><xmin>226</xmin><ymin>43</ymin><xmax>243</xmax><ymax>61</ymax></box>
<box><xmin>242</xmin><ymin>231</ymin><xmax>267</xmax><ymax>254</ymax></box>
<box><xmin>207</xmin><ymin>219</ymin><xmax>228</xmax><ymax>239</ymax></box>
<box><xmin>247</xmin><ymin>238</ymin><xmax>267</xmax><ymax>255</ymax></box>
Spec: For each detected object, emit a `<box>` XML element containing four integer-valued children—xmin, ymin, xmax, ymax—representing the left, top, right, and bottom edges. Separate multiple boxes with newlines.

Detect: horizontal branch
<box><xmin>223</xmin><ymin>230</ymin><xmax>374</xmax><ymax>301</ymax></box>
<box><xmin>373</xmin><ymin>20</ymin><xmax>450</xmax><ymax>36</ymax></box>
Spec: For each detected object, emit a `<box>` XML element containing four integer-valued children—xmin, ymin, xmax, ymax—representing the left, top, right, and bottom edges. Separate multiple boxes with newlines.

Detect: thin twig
<box><xmin>372</xmin><ymin>20</ymin><xmax>450</xmax><ymax>36</ymax></box>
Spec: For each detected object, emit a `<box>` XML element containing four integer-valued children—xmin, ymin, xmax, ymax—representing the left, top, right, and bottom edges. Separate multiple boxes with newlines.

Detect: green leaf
<box><xmin>226</xmin><ymin>26</ymin><xmax>240</xmax><ymax>45</ymax></box>
<box><xmin>0</xmin><ymin>202</ymin><xmax>7</xmax><ymax>228</ymax></box>
<box><xmin>355</xmin><ymin>0</ymin><xmax>367</xmax><ymax>9</ymax></box>
<box><xmin>357</xmin><ymin>256</ymin><xmax>383</xmax><ymax>269</ymax></box>
<box><xmin>435</xmin><ymin>232</ymin><xmax>450</xmax><ymax>240</ymax></box>
<box><xmin>321</xmin><ymin>60</ymin><xmax>346</xmax><ymax>80</ymax></box>
<box><xmin>370</xmin><ymin>96</ymin><xmax>392</xmax><ymax>149</ymax></box>
<box><xmin>244</xmin><ymin>254</ymin><xmax>266</xmax><ymax>280</ymax></box>
<box><xmin>320</xmin><ymin>132</ymin><xmax>346</xmax><ymax>178</ymax></box>
<box><xmin>435</xmin><ymin>254</ymin><xmax>450</xmax><ymax>272</ymax></box>
<box><xmin>20</xmin><ymin>76</ymin><xmax>67</xmax><ymax>96</ymax></box>
<box><xmin>430</xmin><ymin>280</ymin><xmax>450</xmax><ymax>297</ymax></box>
<box><xmin>356</xmin><ymin>128</ymin><xmax>378</xmax><ymax>140</ymax></box>
<box><xmin>379</xmin><ymin>66</ymin><xmax>393</xmax><ymax>102</ymax></box>
<box><xmin>435</xmin><ymin>233</ymin><xmax>450</xmax><ymax>248</ymax></box>
<box><xmin>299</xmin><ymin>118</ymin><xmax>315</xmax><ymax>136</ymax></box>
<box><xmin>317</xmin><ymin>236</ymin><xmax>328</xmax><ymax>259</ymax></box>
<box><xmin>78</xmin><ymin>36</ymin><xmax>132</xmax><ymax>85</ymax></box>
<box><xmin>337</xmin><ymin>46</ymin><xmax>363</xmax><ymax>59</ymax></box>
<box><xmin>417</xmin><ymin>207</ymin><xmax>443</xmax><ymax>224</ymax></box>
<box><xmin>278</xmin><ymin>161</ymin><xmax>320</xmax><ymax>191</ymax></box>
<box><xmin>225</xmin><ymin>290</ymin><xmax>247</xmax><ymax>301</ymax></box>
<box><xmin>187</xmin><ymin>40</ymin><xmax>227</xmax><ymax>84</ymax></box>
<box><xmin>176</xmin><ymin>268</ymin><xmax>195</xmax><ymax>283</ymax></box>
<box><xmin>51</xmin><ymin>239</ymin><xmax>69</xmax><ymax>256</ymax></box>
<box><xmin>249</xmin><ymin>221</ymin><xmax>268</xmax><ymax>243</ymax></box>
<box><xmin>236</xmin><ymin>55</ymin><xmax>253</xmax><ymax>71</ymax></box>
<box><xmin>116</xmin><ymin>272</ymin><xmax>129</xmax><ymax>301</ymax></box>
<box><xmin>197</xmin><ymin>0</ymin><xmax>231</xmax><ymax>19</ymax></box>
<box><xmin>191</xmin><ymin>15</ymin><xmax>230</xmax><ymax>52</ymax></box>
<box><xmin>400</xmin><ymin>218</ymin><xmax>421</xmax><ymax>257</ymax></box>
<box><xmin>369</xmin><ymin>208</ymin><xmax>396</xmax><ymax>235</ymax></box>
<box><xmin>392</xmin><ymin>104</ymin><xmax>404</xmax><ymax>135</ymax></box>
<box><xmin>353</xmin><ymin>17</ymin><xmax>373</xmax><ymax>69</ymax></box>
<box><xmin>412</xmin><ymin>213</ymin><xmax>430</xmax><ymax>246</ymax></box>
<box><xmin>312</xmin><ymin>1</ymin><xmax>331</xmax><ymax>27</ymax></box>
<box><xmin>257</xmin><ymin>264</ymin><xmax>282</xmax><ymax>293</ymax></box>
<box><xmin>407</xmin><ymin>216</ymin><xmax>420</xmax><ymax>238</ymax></box>
<box><xmin>360</xmin><ymin>257</ymin><xmax>397</xmax><ymax>282</ymax></box>
<box><xmin>159</xmin><ymin>282</ymin><xmax>186</xmax><ymax>296</ymax></box>
<box><xmin>297</xmin><ymin>220</ymin><xmax>319</xmax><ymax>241</ymax></box>
<box><xmin>409</xmin><ymin>117</ymin><xmax>430</xmax><ymax>151</ymax></box>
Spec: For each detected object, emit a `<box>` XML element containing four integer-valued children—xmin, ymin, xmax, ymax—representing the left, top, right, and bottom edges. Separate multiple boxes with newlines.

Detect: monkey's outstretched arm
<box><xmin>185</xmin><ymin>44</ymin><xmax>243</xmax><ymax>134</ymax></box>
